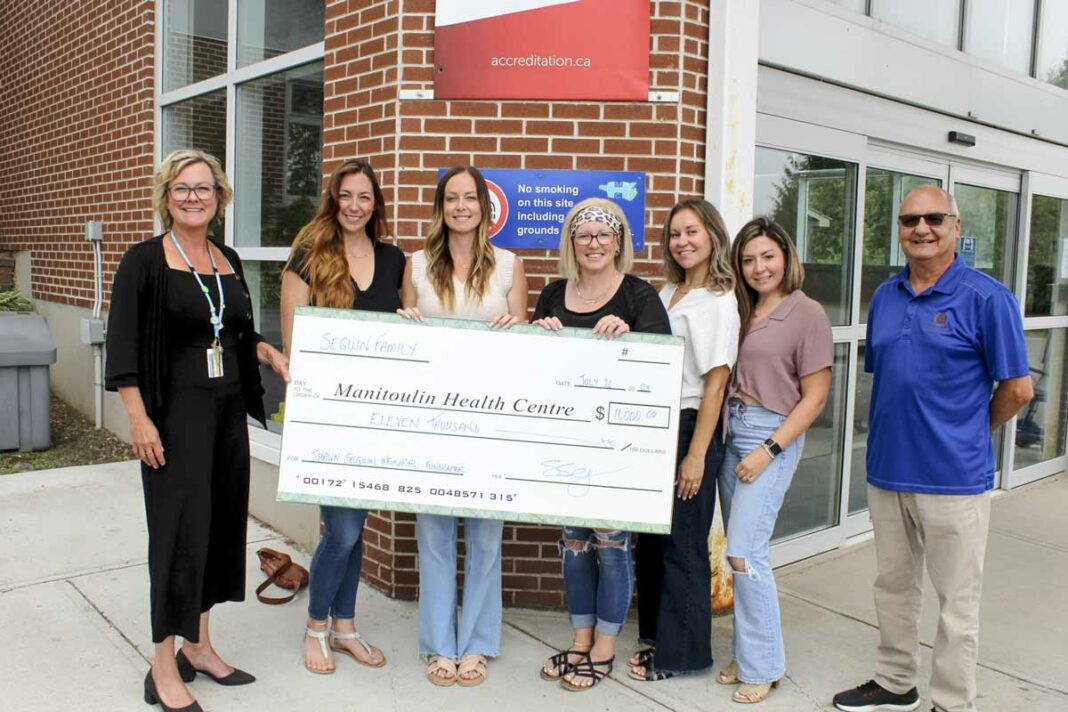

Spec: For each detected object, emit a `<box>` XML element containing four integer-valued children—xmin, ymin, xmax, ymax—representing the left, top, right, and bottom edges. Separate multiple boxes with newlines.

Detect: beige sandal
<box><xmin>732</xmin><ymin>679</ymin><xmax>779</xmax><ymax>703</ymax></box>
<box><xmin>426</xmin><ymin>655</ymin><xmax>457</xmax><ymax>687</ymax></box>
<box><xmin>457</xmin><ymin>654</ymin><xmax>487</xmax><ymax>687</ymax></box>
<box><xmin>717</xmin><ymin>659</ymin><xmax>739</xmax><ymax>685</ymax></box>
<box><xmin>304</xmin><ymin>626</ymin><xmax>335</xmax><ymax>675</ymax></box>
<box><xmin>331</xmin><ymin>628</ymin><xmax>386</xmax><ymax>668</ymax></box>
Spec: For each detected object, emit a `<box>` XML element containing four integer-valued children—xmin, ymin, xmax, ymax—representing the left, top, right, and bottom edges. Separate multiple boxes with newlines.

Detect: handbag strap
<box><xmin>256</xmin><ymin>558</ymin><xmax>298</xmax><ymax>605</ymax></box>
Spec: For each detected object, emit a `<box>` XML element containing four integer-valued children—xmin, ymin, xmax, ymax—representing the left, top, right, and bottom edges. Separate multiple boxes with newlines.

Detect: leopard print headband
<box><xmin>570</xmin><ymin>205</ymin><xmax>623</xmax><ymax>237</ymax></box>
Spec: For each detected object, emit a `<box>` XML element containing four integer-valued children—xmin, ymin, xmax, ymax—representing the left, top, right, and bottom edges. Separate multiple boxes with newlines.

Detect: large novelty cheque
<box><xmin>277</xmin><ymin>308</ymin><xmax>684</xmax><ymax>533</ymax></box>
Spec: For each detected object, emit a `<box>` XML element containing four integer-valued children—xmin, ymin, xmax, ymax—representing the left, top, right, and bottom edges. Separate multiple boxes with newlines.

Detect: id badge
<box><xmin>206</xmin><ymin>342</ymin><xmax>224</xmax><ymax>379</ymax></box>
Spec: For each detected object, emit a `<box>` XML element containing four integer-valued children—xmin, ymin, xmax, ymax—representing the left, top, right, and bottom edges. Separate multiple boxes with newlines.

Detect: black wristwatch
<box><xmin>762</xmin><ymin>438</ymin><xmax>782</xmax><ymax>457</ymax></box>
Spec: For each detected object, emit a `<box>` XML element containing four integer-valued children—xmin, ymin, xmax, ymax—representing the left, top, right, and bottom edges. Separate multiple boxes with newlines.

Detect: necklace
<box><xmin>575</xmin><ymin>273</ymin><xmax>620</xmax><ymax>304</ymax></box>
<box><xmin>346</xmin><ymin>247</ymin><xmax>373</xmax><ymax>259</ymax></box>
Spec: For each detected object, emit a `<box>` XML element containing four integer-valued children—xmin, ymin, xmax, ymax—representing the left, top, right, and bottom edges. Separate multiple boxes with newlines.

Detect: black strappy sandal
<box><xmin>560</xmin><ymin>656</ymin><xmax>614</xmax><ymax>691</ymax></box>
<box><xmin>540</xmin><ymin>649</ymin><xmax>591</xmax><ymax>681</ymax></box>
<box><xmin>629</xmin><ymin>647</ymin><xmax>655</xmax><ymax>668</ymax></box>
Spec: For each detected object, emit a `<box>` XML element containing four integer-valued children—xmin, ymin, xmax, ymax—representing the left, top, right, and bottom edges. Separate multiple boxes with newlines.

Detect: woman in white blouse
<box><xmin>630</xmin><ymin>198</ymin><xmax>738</xmax><ymax>681</ymax></box>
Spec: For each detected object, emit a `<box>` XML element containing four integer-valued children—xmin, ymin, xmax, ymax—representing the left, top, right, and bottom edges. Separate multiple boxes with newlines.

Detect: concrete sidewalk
<box><xmin>1</xmin><ymin>461</ymin><xmax>1065</xmax><ymax>711</ymax></box>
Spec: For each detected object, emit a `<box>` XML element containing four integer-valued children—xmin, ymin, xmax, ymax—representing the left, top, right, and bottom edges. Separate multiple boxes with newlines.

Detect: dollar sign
<box><xmin>595</xmin><ymin>406</ymin><xmax>605</xmax><ymax>421</ymax></box>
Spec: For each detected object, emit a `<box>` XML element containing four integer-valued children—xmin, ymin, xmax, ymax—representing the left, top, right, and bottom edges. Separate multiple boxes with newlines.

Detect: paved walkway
<box><xmin>1</xmin><ymin>461</ymin><xmax>1065</xmax><ymax>711</ymax></box>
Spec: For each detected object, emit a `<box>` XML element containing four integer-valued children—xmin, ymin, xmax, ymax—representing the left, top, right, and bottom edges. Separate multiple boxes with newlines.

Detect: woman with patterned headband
<box><xmin>533</xmin><ymin>197</ymin><xmax>670</xmax><ymax>691</ymax></box>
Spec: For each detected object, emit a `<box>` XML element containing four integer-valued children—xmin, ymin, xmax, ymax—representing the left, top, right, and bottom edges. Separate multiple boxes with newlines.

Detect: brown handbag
<box><xmin>255</xmin><ymin>547</ymin><xmax>309</xmax><ymax>605</ymax></box>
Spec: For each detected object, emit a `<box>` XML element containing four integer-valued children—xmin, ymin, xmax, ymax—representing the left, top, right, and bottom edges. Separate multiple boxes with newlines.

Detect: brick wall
<box><xmin>323</xmin><ymin>0</ymin><xmax>712</xmax><ymax>606</ymax></box>
<box><xmin>0</xmin><ymin>253</ymin><xmax>14</xmax><ymax>292</ymax></box>
<box><xmin>0</xmin><ymin>0</ymin><xmax>156</xmax><ymax>308</ymax></box>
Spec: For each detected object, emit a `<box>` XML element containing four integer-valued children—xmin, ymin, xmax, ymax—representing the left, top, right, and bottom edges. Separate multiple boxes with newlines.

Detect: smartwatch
<box><xmin>763</xmin><ymin>438</ymin><xmax>782</xmax><ymax>457</ymax></box>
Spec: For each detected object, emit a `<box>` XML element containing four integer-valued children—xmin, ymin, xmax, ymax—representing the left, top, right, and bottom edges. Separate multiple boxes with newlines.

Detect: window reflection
<box><xmin>755</xmin><ymin>147</ymin><xmax>857</xmax><ymax>325</ymax></box>
<box><xmin>964</xmin><ymin>0</ymin><xmax>1036</xmax><ymax>74</ymax></box>
<box><xmin>238</xmin><ymin>0</ymin><xmax>325</xmax><ymax>67</ymax></box>
<box><xmin>849</xmin><ymin>342</ymin><xmax>872</xmax><ymax>514</ymax></box>
<box><xmin>1037</xmin><ymin>1</ymin><xmax>1068</xmax><ymax>90</ymax></box>
<box><xmin>1014</xmin><ymin>329</ymin><xmax>1068</xmax><ymax>470</ymax></box>
<box><xmin>235</xmin><ymin>63</ymin><xmax>324</xmax><ymax>248</ymax></box>
<box><xmin>871</xmin><ymin>0</ymin><xmax>962</xmax><ymax>48</ymax></box>
<box><xmin>860</xmin><ymin>169</ymin><xmax>941</xmax><ymax>319</ymax></box>
<box><xmin>773</xmin><ymin>344</ymin><xmax>849</xmax><ymax>541</ymax></box>
<box><xmin>1026</xmin><ymin>194</ymin><xmax>1068</xmax><ymax>317</ymax></box>
<box><xmin>954</xmin><ymin>183</ymin><xmax>1017</xmax><ymax>288</ymax></box>
<box><xmin>162</xmin><ymin>90</ymin><xmax>227</xmax><ymax>173</ymax></box>
<box><xmin>243</xmin><ymin>260</ymin><xmax>284</xmax><ymax>433</ymax></box>
<box><xmin>164</xmin><ymin>0</ymin><xmax>228</xmax><ymax>91</ymax></box>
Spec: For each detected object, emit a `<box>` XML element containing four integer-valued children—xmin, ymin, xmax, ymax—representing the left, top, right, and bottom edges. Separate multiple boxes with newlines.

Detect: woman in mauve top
<box><xmin>533</xmin><ymin>198</ymin><xmax>670</xmax><ymax>691</ymax></box>
<box><xmin>717</xmin><ymin>217</ymin><xmax>832</xmax><ymax>704</ymax></box>
<box><xmin>629</xmin><ymin>198</ymin><xmax>738</xmax><ymax>682</ymax></box>
<box><xmin>280</xmin><ymin>159</ymin><xmax>398</xmax><ymax>677</ymax></box>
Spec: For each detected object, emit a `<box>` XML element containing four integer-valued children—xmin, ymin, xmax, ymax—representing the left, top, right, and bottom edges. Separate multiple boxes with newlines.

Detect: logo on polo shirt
<box><xmin>924</xmin><ymin>311</ymin><xmax>951</xmax><ymax>334</ymax></box>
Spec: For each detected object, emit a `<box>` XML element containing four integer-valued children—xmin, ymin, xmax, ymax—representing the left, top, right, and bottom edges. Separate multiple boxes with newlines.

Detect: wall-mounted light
<box><xmin>948</xmin><ymin>131</ymin><xmax>976</xmax><ymax>147</ymax></box>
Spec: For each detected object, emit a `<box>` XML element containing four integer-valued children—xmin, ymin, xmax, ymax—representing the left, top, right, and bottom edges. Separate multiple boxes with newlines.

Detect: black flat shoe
<box><xmin>144</xmin><ymin>669</ymin><xmax>203</xmax><ymax>711</ymax></box>
<box><xmin>176</xmin><ymin>649</ymin><xmax>256</xmax><ymax>686</ymax></box>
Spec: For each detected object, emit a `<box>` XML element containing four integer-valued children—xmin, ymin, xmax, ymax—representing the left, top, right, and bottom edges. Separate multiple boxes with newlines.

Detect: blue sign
<box><xmin>438</xmin><ymin>168</ymin><xmax>647</xmax><ymax>250</ymax></box>
<box><xmin>959</xmin><ymin>235</ymin><xmax>976</xmax><ymax>267</ymax></box>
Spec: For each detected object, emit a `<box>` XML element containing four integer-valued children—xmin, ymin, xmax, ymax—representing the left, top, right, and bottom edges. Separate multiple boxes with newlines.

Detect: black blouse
<box><xmin>104</xmin><ymin>235</ymin><xmax>266</xmax><ymax>425</ymax></box>
<box><xmin>532</xmin><ymin>274</ymin><xmax>671</xmax><ymax>335</ymax></box>
<box><xmin>286</xmin><ymin>241</ymin><xmax>405</xmax><ymax>313</ymax></box>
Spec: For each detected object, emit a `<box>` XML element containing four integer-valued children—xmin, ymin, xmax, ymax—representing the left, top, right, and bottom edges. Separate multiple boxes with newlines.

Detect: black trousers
<box><xmin>634</xmin><ymin>409</ymin><xmax>722</xmax><ymax>672</ymax></box>
<box><xmin>142</xmin><ymin>354</ymin><xmax>250</xmax><ymax>643</ymax></box>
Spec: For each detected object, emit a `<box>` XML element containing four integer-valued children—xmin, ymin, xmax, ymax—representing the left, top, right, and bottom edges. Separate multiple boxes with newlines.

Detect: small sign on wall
<box><xmin>440</xmin><ymin>168</ymin><xmax>647</xmax><ymax>250</ymax></box>
<box><xmin>433</xmin><ymin>0</ymin><xmax>650</xmax><ymax>101</ymax></box>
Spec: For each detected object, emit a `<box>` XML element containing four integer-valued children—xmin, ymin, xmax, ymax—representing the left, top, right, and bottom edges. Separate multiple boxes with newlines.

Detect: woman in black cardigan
<box><xmin>106</xmin><ymin>149</ymin><xmax>289</xmax><ymax>712</ymax></box>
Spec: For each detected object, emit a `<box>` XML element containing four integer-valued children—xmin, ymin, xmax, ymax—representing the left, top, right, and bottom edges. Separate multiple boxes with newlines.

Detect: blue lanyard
<box><xmin>169</xmin><ymin>232</ymin><xmax>232</xmax><ymax>343</ymax></box>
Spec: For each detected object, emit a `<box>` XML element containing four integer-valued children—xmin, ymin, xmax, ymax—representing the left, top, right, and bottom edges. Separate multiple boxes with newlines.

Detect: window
<box><xmin>1026</xmin><ymin>194</ymin><xmax>1068</xmax><ymax>317</ymax></box>
<box><xmin>1037</xmin><ymin>2</ymin><xmax>1068</xmax><ymax>89</ymax></box>
<box><xmin>1014</xmin><ymin>328</ymin><xmax>1068</xmax><ymax>470</ymax></box>
<box><xmin>954</xmin><ymin>183</ymin><xmax>1018</xmax><ymax>287</ymax></box>
<box><xmin>755</xmin><ymin>147</ymin><xmax>857</xmax><ymax>325</ymax></box>
<box><xmin>159</xmin><ymin>0</ymin><xmax>325</xmax><ymax>434</ymax></box>
<box><xmin>964</xmin><ymin>0</ymin><xmax>1036</xmax><ymax>74</ymax></box>
<box><xmin>870</xmin><ymin>0</ymin><xmax>962</xmax><ymax>48</ymax></box>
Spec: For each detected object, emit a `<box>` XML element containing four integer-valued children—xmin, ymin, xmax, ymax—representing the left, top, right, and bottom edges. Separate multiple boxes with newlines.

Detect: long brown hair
<box><xmin>288</xmin><ymin>159</ymin><xmax>390</xmax><ymax>308</ymax></box>
<box><xmin>424</xmin><ymin>165</ymin><xmax>496</xmax><ymax>309</ymax></box>
<box><xmin>661</xmin><ymin>198</ymin><xmax>734</xmax><ymax>294</ymax></box>
<box><xmin>731</xmin><ymin>216</ymin><xmax>804</xmax><ymax>345</ymax></box>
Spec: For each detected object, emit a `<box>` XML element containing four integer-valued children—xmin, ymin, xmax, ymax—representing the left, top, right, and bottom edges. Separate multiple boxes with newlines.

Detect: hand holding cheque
<box><xmin>277</xmin><ymin>308</ymin><xmax>684</xmax><ymax>533</ymax></box>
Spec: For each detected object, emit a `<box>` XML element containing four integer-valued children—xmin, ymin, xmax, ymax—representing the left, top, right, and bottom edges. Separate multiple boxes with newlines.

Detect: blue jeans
<box><xmin>307</xmin><ymin>506</ymin><xmax>369</xmax><ymax>621</ymax></box>
<box><xmin>417</xmin><ymin>514</ymin><xmax>503</xmax><ymax>658</ymax></box>
<box><xmin>719</xmin><ymin>402</ymin><xmax>803</xmax><ymax>684</ymax></box>
<box><xmin>561</xmin><ymin>526</ymin><xmax>633</xmax><ymax>636</ymax></box>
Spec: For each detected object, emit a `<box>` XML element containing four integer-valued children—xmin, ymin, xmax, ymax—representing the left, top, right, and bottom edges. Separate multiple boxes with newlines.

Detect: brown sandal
<box><xmin>426</xmin><ymin>655</ymin><xmax>457</xmax><ymax>687</ymax></box>
<box><xmin>731</xmin><ymin>679</ymin><xmax>779</xmax><ymax>703</ymax></box>
<box><xmin>457</xmin><ymin>654</ymin><xmax>487</xmax><ymax>687</ymax></box>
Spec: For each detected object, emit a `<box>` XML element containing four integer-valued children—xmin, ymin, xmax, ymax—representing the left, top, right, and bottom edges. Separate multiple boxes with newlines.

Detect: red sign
<box><xmin>485</xmin><ymin>179</ymin><xmax>509</xmax><ymax>239</ymax></box>
<box><xmin>434</xmin><ymin>0</ymin><xmax>650</xmax><ymax>101</ymax></box>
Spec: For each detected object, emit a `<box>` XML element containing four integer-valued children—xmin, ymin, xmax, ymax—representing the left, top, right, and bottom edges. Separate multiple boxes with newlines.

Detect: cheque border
<box><xmin>276</xmin><ymin>491</ymin><xmax>671</xmax><ymax>534</ymax></box>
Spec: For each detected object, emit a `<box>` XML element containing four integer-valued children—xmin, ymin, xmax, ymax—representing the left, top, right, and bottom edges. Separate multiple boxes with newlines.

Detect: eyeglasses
<box><xmin>169</xmin><ymin>183</ymin><xmax>218</xmax><ymax>201</ymax></box>
<box><xmin>573</xmin><ymin>231</ymin><xmax>617</xmax><ymax>246</ymax></box>
<box><xmin>897</xmin><ymin>212</ymin><xmax>956</xmax><ymax>228</ymax></box>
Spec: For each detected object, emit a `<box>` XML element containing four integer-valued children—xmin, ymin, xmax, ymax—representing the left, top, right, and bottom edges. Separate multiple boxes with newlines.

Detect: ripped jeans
<box><xmin>719</xmin><ymin>402</ymin><xmax>804</xmax><ymax>684</ymax></box>
<box><xmin>560</xmin><ymin>527</ymin><xmax>633</xmax><ymax>636</ymax></box>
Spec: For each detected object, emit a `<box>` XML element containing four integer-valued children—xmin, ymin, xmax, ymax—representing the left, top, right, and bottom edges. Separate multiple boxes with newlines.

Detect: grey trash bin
<box><xmin>0</xmin><ymin>312</ymin><xmax>57</xmax><ymax>451</ymax></box>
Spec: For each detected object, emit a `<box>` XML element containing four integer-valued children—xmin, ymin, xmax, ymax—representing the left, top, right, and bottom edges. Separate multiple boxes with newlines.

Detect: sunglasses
<box><xmin>897</xmin><ymin>212</ymin><xmax>956</xmax><ymax>228</ymax></box>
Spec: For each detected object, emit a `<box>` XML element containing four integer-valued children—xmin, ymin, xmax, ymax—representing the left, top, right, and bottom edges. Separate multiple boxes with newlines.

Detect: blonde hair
<box><xmin>557</xmin><ymin>198</ymin><xmax>634</xmax><ymax>280</ymax></box>
<box><xmin>423</xmin><ymin>165</ymin><xmax>496</xmax><ymax>310</ymax></box>
<box><xmin>288</xmin><ymin>159</ymin><xmax>390</xmax><ymax>309</ymax></box>
<box><xmin>661</xmin><ymin>198</ymin><xmax>734</xmax><ymax>294</ymax></box>
<box><xmin>152</xmin><ymin>149</ymin><xmax>233</xmax><ymax>233</ymax></box>
<box><xmin>731</xmin><ymin>216</ymin><xmax>805</xmax><ymax>345</ymax></box>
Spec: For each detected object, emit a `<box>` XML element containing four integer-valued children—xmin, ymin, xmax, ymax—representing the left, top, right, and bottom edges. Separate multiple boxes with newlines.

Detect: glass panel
<box><xmin>860</xmin><ymin>168</ymin><xmax>941</xmax><ymax>319</ymax></box>
<box><xmin>826</xmin><ymin>0</ymin><xmax>868</xmax><ymax>12</ymax></box>
<box><xmin>871</xmin><ymin>0</ymin><xmax>962</xmax><ymax>48</ymax></box>
<box><xmin>965</xmin><ymin>0</ymin><xmax>1036</xmax><ymax>74</ymax></box>
<box><xmin>164</xmin><ymin>0</ymin><xmax>229</xmax><ymax>91</ymax></box>
<box><xmin>849</xmin><ymin>342</ymin><xmax>872</xmax><ymax>514</ymax></box>
<box><xmin>755</xmin><ymin>147</ymin><xmax>857</xmax><ymax>325</ymax></box>
<box><xmin>162</xmin><ymin>90</ymin><xmax>227</xmax><ymax>166</ymax></box>
<box><xmin>237</xmin><ymin>0</ymin><xmax>325</xmax><ymax>67</ymax></box>
<box><xmin>1015</xmin><ymin>329</ymin><xmax>1068</xmax><ymax>469</ymax></box>
<box><xmin>1026</xmin><ymin>194</ymin><xmax>1068</xmax><ymax>317</ymax></box>
<box><xmin>235</xmin><ymin>63</ymin><xmax>324</xmax><ymax>248</ymax></box>
<box><xmin>244</xmin><ymin>260</ymin><xmax>285</xmax><ymax>433</ymax></box>
<box><xmin>1036</xmin><ymin>1</ymin><xmax>1068</xmax><ymax>89</ymax></box>
<box><xmin>773</xmin><ymin>344</ymin><xmax>849</xmax><ymax>541</ymax></box>
<box><xmin>954</xmin><ymin>183</ymin><xmax>1018</xmax><ymax>288</ymax></box>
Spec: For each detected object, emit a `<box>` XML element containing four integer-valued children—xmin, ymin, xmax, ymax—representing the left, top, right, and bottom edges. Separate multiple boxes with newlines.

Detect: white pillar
<box><xmin>704</xmin><ymin>0</ymin><xmax>760</xmax><ymax>237</ymax></box>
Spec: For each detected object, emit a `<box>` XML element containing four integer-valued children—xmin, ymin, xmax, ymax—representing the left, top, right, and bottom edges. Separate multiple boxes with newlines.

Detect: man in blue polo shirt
<box><xmin>833</xmin><ymin>187</ymin><xmax>1032</xmax><ymax>712</ymax></box>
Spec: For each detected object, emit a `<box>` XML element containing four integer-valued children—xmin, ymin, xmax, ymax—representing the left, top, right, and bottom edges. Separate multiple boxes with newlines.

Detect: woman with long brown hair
<box><xmin>398</xmin><ymin>165</ymin><xmax>528</xmax><ymax>687</ymax></box>
<box><xmin>280</xmin><ymin>158</ymin><xmax>401</xmax><ymax>675</ymax></box>
<box><xmin>716</xmin><ymin>217</ymin><xmax>832</xmax><ymax>704</ymax></box>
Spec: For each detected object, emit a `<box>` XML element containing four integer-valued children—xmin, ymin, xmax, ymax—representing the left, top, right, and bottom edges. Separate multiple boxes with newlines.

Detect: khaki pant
<box><xmin>868</xmin><ymin>485</ymin><xmax>991</xmax><ymax>712</ymax></box>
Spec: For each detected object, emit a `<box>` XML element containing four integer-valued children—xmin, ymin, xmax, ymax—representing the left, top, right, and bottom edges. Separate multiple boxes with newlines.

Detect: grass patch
<box><xmin>0</xmin><ymin>394</ymin><xmax>132</xmax><ymax>474</ymax></box>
